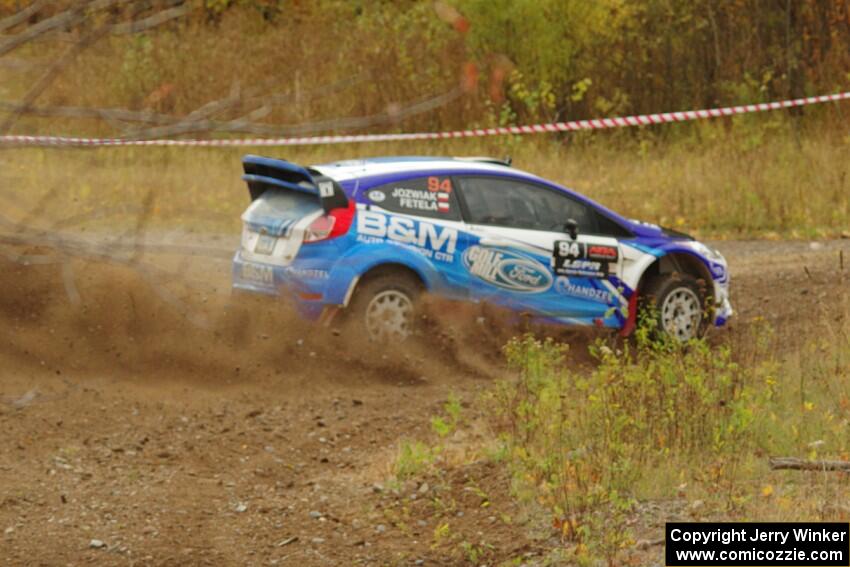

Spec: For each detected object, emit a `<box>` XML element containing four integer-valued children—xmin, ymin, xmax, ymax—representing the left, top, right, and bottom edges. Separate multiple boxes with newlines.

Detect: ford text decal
<box><xmin>462</xmin><ymin>246</ymin><xmax>552</xmax><ymax>293</ymax></box>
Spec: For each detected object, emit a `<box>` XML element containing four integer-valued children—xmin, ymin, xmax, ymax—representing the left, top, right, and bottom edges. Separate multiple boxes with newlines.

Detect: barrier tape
<box><xmin>1</xmin><ymin>91</ymin><xmax>848</xmax><ymax>148</ymax></box>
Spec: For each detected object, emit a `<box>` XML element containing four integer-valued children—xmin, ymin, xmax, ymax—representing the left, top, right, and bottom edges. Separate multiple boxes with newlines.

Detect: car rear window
<box><xmin>244</xmin><ymin>188</ymin><xmax>321</xmax><ymax>224</ymax></box>
<box><xmin>364</xmin><ymin>176</ymin><xmax>461</xmax><ymax>221</ymax></box>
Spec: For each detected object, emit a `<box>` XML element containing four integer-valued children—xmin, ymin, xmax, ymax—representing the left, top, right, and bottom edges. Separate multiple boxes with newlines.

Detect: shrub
<box><xmin>490</xmin><ymin>328</ymin><xmax>773</xmax><ymax>544</ymax></box>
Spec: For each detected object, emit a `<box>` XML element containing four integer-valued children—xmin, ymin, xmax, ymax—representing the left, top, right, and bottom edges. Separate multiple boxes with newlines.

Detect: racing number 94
<box><xmin>558</xmin><ymin>241</ymin><xmax>583</xmax><ymax>259</ymax></box>
<box><xmin>427</xmin><ymin>176</ymin><xmax>452</xmax><ymax>193</ymax></box>
<box><xmin>553</xmin><ymin>240</ymin><xmax>618</xmax><ymax>278</ymax></box>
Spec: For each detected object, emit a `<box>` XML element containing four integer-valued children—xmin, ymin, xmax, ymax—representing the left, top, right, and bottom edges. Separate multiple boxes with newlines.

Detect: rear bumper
<box><xmin>231</xmin><ymin>251</ymin><xmax>331</xmax><ymax>320</ymax></box>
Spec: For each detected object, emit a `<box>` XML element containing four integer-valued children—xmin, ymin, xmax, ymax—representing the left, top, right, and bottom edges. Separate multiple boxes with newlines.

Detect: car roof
<box><xmin>309</xmin><ymin>155</ymin><xmax>645</xmax><ymax>235</ymax></box>
<box><xmin>311</xmin><ymin>156</ymin><xmax>524</xmax><ymax>182</ymax></box>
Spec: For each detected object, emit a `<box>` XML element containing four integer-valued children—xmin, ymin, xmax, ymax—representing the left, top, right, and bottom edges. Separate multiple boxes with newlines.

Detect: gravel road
<box><xmin>0</xmin><ymin>233</ymin><xmax>847</xmax><ymax>565</ymax></box>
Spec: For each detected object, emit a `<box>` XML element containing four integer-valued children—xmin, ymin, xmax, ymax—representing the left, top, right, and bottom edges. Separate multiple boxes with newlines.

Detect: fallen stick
<box><xmin>769</xmin><ymin>457</ymin><xmax>850</xmax><ymax>471</ymax></box>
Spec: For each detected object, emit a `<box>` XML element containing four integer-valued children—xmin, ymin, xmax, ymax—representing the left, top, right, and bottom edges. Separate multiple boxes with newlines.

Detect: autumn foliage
<box><xmin>1</xmin><ymin>0</ymin><xmax>848</xmax><ymax>133</ymax></box>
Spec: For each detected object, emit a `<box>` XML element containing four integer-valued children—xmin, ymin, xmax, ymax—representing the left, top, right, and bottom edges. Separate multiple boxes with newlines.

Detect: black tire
<box><xmin>346</xmin><ymin>272</ymin><xmax>423</xmax><ymax>342</ymax></box>
<box><xmin>640</xmin><ymin>274</ymin><xmax>708</xmax><ymax>342</ymax></box>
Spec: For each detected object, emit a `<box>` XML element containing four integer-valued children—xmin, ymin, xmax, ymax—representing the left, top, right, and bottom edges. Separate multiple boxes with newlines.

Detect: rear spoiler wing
<box><xmin>241</xmin><ymin>155</ymin><xmax>348</xmax><ymax>213</ymax></box>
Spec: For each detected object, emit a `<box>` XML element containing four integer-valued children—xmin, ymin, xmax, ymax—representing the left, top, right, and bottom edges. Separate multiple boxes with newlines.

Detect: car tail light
<box><xmin>303</xmin><ymin>201</ymin><xmax>355</xmax><ymax>244</ymax></box>
<box><xmin>303</xmin><ymin>215</ymin><xmax>335</xmax><ymax>243</ymax></box>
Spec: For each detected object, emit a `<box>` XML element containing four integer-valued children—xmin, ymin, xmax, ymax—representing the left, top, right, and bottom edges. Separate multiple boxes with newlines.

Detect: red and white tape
<box><xmin>1</xmin><ymin>91</ymin><xmax>848</xmax><ymax>148</ymax></box>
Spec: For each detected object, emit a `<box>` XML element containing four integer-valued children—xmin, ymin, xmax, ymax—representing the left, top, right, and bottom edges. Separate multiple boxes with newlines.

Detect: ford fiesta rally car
<box><xmin>232</xmin><ymin>155</ymin><xmax>732</xmax><ymax>342</ymax></box>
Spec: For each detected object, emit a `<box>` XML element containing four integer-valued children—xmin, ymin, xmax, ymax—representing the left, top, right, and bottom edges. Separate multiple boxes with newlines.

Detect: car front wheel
<box><xmin>642</xmin><ymin>274</ymin><xmax>707</xmax><ymax>342</ymax></box>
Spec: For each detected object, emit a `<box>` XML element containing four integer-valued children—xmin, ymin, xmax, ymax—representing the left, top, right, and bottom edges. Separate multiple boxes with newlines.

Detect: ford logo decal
<box><xmin>463</xmin><ymin>246</ymin><xmax>552</xmax><ymax>293</ymax></box>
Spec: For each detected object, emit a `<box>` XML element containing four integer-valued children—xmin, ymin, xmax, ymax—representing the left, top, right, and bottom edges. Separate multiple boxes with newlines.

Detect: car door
<box><xmin>359</xmin><ymin>174</ymin><xmax>471</xmax><ymax>300</ymax></box>
<box><xmin>454</xmin><ymin>175</ymin><xmax>627</xmax><ymax>326</ymax></box>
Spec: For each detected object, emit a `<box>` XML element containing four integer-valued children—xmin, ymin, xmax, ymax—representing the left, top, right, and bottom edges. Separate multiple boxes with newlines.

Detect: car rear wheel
<box><xmin>641</xmin><ymin>274</ymin><xmax>707</xmax><ymax>342</ymax></box>
<box><xmin>348</xmin><ymin>273</ymin><xmax>422</xmax><ymax>342</ymax></box>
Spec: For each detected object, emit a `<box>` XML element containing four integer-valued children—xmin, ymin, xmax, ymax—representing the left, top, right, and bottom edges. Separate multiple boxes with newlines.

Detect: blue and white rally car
<box><xmin>232</xmin><ymin>155</ymin><xmax>732</xmax><ymax>342</ymax></box>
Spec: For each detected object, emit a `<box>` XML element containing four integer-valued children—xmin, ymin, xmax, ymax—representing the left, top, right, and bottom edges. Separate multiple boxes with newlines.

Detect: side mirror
<box><xmin>564</xmin><ymin>218</ymin><xmax>578</xmax><ymax>240</ymax></box>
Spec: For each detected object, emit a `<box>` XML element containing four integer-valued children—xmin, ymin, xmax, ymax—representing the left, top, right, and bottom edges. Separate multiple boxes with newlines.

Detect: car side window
<box><xmin>364</xmin><ymin>175</ymin><xmax>461</xmax><ymax>221</ymax></box>
<box><xmin>456</xmin><ymin>176</ymin><xmax>597</xmax><ymax>233</ymax></box>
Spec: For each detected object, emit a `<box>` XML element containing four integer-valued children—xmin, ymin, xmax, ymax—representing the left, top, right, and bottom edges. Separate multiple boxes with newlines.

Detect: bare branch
<box><xmin>0</xmin><ymin>1</ymin><xmax>92</xmax><ymax>58</ymax></box>
<box><xmin>0</xmin><ymin>1</ymin><xmax>193</xmax><ymax>134</ymax></box>
<box><xmin>124</xmin><ymin>86</ymin><xmax>464</xmax><ymax>140</ymax></box>
<box><xmin>0</xmin><ymin>101</ymin><xmax>190</xmax><ymax>125</ymax></box>
<box><xmin>0</xmin><ymin>0</ymin><xmax>183</xmax><ymax>57</ymax></box>
<box><xmin>0</xmin><ymin>0</ymin><xmax>49</xmax><ymax>34</ymax></box>
<box><xmin>0</xmin><ymin>12</ymin><xmax>82</xmax><ymax>58</ymax></box>
<box><xmin>183</xmin><ymin>85</ymin><xmax>243</xmax><ymax>123</ymax></box>
<box><xmin>0</xmin><ymin>16</ymin><xmax>114</xmax><ymax>134</ymax></box>
<box><xmin>0</xmin><ymin>56</ymin><xmax>43</xmax><ymax>69</ymax></box>
<box><xmin>0</xmin><ymin>72</ymin><xmax>372</xmax><ymax>132</ymax></box>
<box><xmin>110</xmin><ymin>3</ymin><xmax>190</xmax><ymax>35</ymax></box>
<box><xmin>0</xmin><ymin>243</ymin><xmax>63</xmax><ymax>265</ymax></box>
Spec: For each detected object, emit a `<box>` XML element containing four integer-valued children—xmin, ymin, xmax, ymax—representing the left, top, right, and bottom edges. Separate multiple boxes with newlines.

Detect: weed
<box><xmin>430</xmin><ymin>495</ymin><xmax>458</xmax><ymax>518</ymax></box>
<box><xmin>463</xmin><ymin>482</ymin><xmax>490</xmax><ymax>508</ymax></box>
<box><xmin>459</xmin><ymin>540</ymin><xmax>494</xmax><ymax>563</ymax></box>
<box><xmin>432</xmin><ymin>521</ymin><xmax>451</xmax><ymax>549</ymax></box>
<box><xmin>393</xmin><ymin>440</ymin><xmax>437</xmax><ymax>480</ymax></box>
<box><xmin>482</xmin><ymin>292</ymin><xmax>850</xmax><ymax>563</ymax></box>
<box><xmin>490</xmin><ymin>327</ymin><xmax>771</xmax><ymax>558</ymax></box>
<box><xmin>431</xmin><ymin>391</ymin><xmax>463</xmax><ymax>438</ymax></box>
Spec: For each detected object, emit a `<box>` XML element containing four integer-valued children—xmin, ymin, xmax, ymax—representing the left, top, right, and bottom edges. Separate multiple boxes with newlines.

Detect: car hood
<box><xmin>623</xmin><ymin>218</ymin><xmax>694</xmax><ymax>240</ymax></box>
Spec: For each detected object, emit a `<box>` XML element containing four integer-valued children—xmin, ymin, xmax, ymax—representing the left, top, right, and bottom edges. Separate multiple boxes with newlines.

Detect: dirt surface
<box><xmin>0</xmin><ymin>232</ymin><xmax>847</xmax><ymax>566</ymax></box>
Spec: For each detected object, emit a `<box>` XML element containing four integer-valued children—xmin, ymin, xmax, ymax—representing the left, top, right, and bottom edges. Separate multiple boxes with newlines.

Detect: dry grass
<box><xmin>0</xmin><ymin>125</ymin><xmax>847</xmax><ymax>238</ymax></box>
<box><xmin>0</xmin><ymin>8</ymin><xmax>467</xmax><ymax>135</ymax></box>
<box><xmin>471</xmin><ymin>293</ymin><xmax>850</xmax><ymax>563</ymax></box>
<box><xmin>1</xmin><ymin>9</ymin><xmax>847</xmax><ymax>239</ymax></box>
